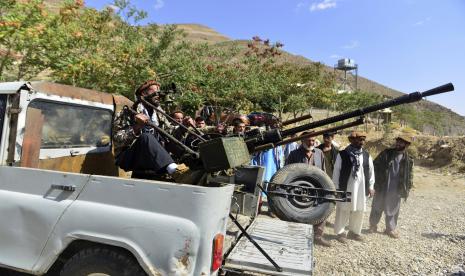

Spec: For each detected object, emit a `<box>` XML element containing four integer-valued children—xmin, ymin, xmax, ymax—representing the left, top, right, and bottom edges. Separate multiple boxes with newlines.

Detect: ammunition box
<box><xmin>198</xmin><ymin>137</ymin><xmax>250</xmax><ymax>172</ymax></box>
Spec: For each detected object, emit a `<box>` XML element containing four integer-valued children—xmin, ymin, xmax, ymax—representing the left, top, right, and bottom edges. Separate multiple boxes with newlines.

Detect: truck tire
<box><xmin>60</xmin><ymin>246</ymin><xmax>146</xmax><ymax>276</ymax></box>
<box><xmin>267</xmin><ymin>163</ymin><xmax>336</xmax><ymax>225</ymax></box>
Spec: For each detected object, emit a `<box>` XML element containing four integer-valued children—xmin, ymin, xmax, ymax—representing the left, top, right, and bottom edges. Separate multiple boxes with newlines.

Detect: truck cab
<box><xmin>0</xmin><ymin>82</ymin><xmax>314</xmax><ymax>276</ymax></box>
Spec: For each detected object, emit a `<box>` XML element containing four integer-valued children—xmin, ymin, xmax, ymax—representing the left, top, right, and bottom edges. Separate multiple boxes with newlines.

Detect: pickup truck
<box><xmin>0</xmin><ymin>82</ymin><xmax>314</xmax><ymax>276</ymax></box>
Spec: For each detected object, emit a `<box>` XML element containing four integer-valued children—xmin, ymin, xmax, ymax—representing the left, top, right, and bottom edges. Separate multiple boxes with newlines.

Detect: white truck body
<box><xmin>0</xmin><ymin>82</ymin><xmax>235</xmax><ymax>275</ymax></box>
<box><xmin>0</xmin><ymin>166</ymin><xmax>234</xmax><ymax>275</ymax></box>
<box><xmin>0</xmin><ymin>82</ymin><xmax>313</xmax><ymax>276</ymax></box>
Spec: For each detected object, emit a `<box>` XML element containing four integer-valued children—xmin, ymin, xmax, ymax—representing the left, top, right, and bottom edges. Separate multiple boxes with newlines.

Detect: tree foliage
<box><xmin>0</xmin><ymin>0</ymin><xmax>340</xmax><ymax>118</ymax></box>
<box><xmin>0</xmin><ymin>0</ymin><xmax>51</xmax><ymax>80</ymax></box>
<box><xmin>334</xmin><ymin>90</ymin><xmax>383</xmax><ymax>112</ymax></box>
<box><xmin>392</xmin><ymin>105</ymin><xmax>445</xmax><ymax>135</ymax></box>
<box><xmin>1</xmin><ymin>0</ymin><xmax>180</xmax><ymax>98</ymax></box>
<box><xmin>1</xmin><ymin>1</ymin><xmax>339</xmax><ymax>117</ymax></box>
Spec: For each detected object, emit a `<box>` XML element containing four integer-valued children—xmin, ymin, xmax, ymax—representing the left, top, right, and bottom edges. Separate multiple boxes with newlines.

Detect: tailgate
<box><xmin>223</xmin><ymin>216</ymin><xmax>313</xmax><ymax>275</ymax></box>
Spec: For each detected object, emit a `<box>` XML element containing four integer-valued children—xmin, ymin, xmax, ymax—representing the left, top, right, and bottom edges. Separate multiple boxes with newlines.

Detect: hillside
<box><xmin>175</xmin><ymin>24</ymin><xmax>230</xmax><ymax>44</ymax></box>
<box><xmin>175</xmin><ymin>24</ymin><xmax>465</xmax><ymax>135</ymax></box>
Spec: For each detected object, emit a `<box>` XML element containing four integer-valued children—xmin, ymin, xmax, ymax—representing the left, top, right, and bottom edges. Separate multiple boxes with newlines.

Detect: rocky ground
<box><xmin>313</xmin><ymin>166</ymin><xmax>465</xmax><ymax>276</ymax></box>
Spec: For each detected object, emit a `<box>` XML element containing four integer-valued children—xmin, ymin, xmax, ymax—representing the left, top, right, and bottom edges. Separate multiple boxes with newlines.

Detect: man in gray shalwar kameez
<box><xmin>369</xmin><ymin>135</ymin><xmax>414</xmax><ymax>239</ymax></box>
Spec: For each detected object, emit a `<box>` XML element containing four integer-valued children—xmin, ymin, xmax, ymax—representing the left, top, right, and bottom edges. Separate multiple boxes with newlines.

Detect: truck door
<box><xmin>0</xmin><ymin>97</ymin><xmax>111</xmax><ymax>271</ymax></box>
<box><xmin>0</xmin><ymin>167</ymin><xmax>89</xmax><ymax>271</ymax></box>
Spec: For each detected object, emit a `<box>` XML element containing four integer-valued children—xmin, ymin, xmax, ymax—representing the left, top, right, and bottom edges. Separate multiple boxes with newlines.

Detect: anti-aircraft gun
<box><xmin>134</xmin><ymin>83</ymin><xmax>454</xmax><ymax>224</ymax></box>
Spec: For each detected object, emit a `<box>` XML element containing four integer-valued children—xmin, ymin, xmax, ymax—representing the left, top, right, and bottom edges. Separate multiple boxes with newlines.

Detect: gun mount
<box><xmin>135</xmin><ymin>83</ymin><xmax>454</xmax><ymax>172</ymax></box>
<box><xmin>195</xmin><ymin>83</ymin><xmax>454</xmax><ymax>171</ymax></box>
<box><xmin>245</xmin><ymin>83</ymin><xmax>455</xmax><ymax>150</ymax></box>
<box><xmin>131</xmin><ymin>83</ymin><xmax>454</xmax><ymax>226</ymax></box>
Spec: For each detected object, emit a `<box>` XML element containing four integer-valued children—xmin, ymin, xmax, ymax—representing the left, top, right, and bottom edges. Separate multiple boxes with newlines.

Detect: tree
<box><xmin>1</xmin><ymin>1</ymin><xmax>338</xmax><ymax>119</ymax></box>
<box><xmin>335</xmin><ymin>90</ymin><xmax>383</xmax><ymax>112</ymax></box>
<box><xmin>0</xmin><ymin>0</ymin><xmax>50</xmax><ymax>80</ymax></box>
<box><xmin>41</xmin><ymin>0</ymin><xmax>181</xmax><ymax>98</ymax></box>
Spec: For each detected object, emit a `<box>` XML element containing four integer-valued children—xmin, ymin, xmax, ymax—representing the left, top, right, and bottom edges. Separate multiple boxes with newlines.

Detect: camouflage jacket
<box><xmin>113</xmin><ymin>103</ymin><xmax>172</xmax><ymax>156</ymax></box>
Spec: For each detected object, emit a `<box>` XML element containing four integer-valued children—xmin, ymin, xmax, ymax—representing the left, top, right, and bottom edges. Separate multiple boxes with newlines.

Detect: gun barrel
<box><xmin>421</xmin><ymin>82</ymin><xmax>454</xmax><ymax>97</ymax></box>
<box><xmin>253</xmin><ymin>117</ymin><xmax>364</xmax><ymax>152</ymax></box>
<box><xmin>140</xmin><ymin>97</ymin><xmax>206</xmax><ymax>142</ymax></box>
<box><xmin>281</xmin><ymin>114</ymin><xmax>313</xmax><ymax>126</ymax></box>
<box><xmin>281</xmin><ymin>83</ymin><xmax>454</xmax><ymax>137</ymax></box>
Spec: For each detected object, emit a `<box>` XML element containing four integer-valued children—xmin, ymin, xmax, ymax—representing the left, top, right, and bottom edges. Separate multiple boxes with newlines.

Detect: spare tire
<box><xmin>267</xmin><ymin>163</ymin><xmax>336</xmax><ymax>225</ymax></box>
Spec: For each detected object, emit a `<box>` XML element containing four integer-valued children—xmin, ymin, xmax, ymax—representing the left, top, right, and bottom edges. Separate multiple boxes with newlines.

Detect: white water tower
<box><xmin>334</xmin><ymin>58</ymin><xmax>358</xmax><ymax>92</ymax></box>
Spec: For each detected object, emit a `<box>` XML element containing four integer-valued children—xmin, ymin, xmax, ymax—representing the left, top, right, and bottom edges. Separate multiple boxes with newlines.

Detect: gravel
<box><xmin>313</xmin><ymin>166</ymin><xmax>465</xmax><ymax>275</ymax></box>
<box><xmin>2</xmin><ymin>167</ymin><xmax>463</xmax><ymax>276</ymax></box>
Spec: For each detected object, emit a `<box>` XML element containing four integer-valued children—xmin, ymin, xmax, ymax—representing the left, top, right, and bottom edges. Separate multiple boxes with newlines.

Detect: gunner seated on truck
<box><xmin>113</xmin><ymin>80</ymin><xmax>184</xmax><ymax>180</ymax></box>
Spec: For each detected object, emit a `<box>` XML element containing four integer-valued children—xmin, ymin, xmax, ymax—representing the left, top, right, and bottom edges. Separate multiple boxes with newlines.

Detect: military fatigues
<box><xmin>112</xmin><ymin>104</ymin><xmax>174</xmax><ymax>174</ymax></box>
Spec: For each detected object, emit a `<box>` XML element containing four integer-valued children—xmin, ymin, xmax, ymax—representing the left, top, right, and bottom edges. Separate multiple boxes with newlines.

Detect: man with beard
<box><xmin>285</xmin><ymin>131</ymin><xmax>330</xmax><ymax>247</ymax></box>
<box><xmin>368</xmin><ymin>135</ymin><xmax>414</xmax><ymax>239</ymax></box>
<box><xmin>113</xmin><ymin>80</ymin><xmax>178</xmax><ymax>179</ymax></box>
<box><xmin>317</xmin><ymin>132</ymin><xmax>339</xmax><ymax>178</ymax></box>
<box><xmin>333</xmin><ymin>131</ymin><xmax>375</xmax><ymax>243</ymax></box>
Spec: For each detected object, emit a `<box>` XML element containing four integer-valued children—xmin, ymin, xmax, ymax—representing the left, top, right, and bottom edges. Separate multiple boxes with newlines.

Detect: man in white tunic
<box><xmin>332</xmin><ymin>131</ymin><xmax>375</xmax><ymax>242</ymax></box>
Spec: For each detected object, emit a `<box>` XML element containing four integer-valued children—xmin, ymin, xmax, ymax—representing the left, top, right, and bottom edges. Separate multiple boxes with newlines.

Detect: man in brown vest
<box><xmin>369</xmin><ymin>135</ymin><xmax>414</xmax><ymax>239</ymax></box>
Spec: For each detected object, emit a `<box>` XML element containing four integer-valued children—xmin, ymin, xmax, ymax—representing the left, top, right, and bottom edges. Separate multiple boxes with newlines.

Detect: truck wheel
<box><xmin>60</xmin><ymin>246</ymin><xmax>146</xmax><ymax>276</ymax></box>
<box><xmin>267</xmin><ymin>163</ymin><xmax>336</xmax><ymax>225</ymax></box>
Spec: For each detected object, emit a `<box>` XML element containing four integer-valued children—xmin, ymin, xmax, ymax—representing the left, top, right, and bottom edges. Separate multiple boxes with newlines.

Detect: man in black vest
<box><xmin>369</xmin><ymin>135</ymin><xmax>414</xmax><ymax>239</ymax></box>
<box><xmin>332</xmin><ymin>131</ymin><xmax>375</xmax><ymax>243</ymax></box>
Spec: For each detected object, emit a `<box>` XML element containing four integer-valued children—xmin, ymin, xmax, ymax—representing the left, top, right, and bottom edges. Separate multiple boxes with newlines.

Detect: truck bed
<box><xmin>223</xmin><ymin>215</ymin><xmax>313</xmax><ymax>275</ymax></box>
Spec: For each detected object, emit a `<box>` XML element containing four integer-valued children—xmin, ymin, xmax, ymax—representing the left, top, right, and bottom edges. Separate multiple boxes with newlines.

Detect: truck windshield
<box><xmin>0</xmin><ymin>95</ymin><xmax>6</xmax><ymax>141</ymax></box>
<box><xmin>27</xmin><ymin>100</ymin><xmax>112</xmax><ymax>149</ymax></box>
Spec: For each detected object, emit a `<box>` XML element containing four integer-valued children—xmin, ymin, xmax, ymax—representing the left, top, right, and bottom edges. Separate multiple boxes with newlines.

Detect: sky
<box><xmin>86</xmin><ymin>0</ymin><xmax>465</xmax><ymax>116</ymax></box>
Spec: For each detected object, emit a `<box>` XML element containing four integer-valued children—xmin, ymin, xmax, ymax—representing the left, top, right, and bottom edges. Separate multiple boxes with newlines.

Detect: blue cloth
<box><xmin>284</xmin><ymin>142</ymin><xmax>299</xmax><ymax>159</ymax></box>
<box><xmin>251</xmin><ymin>146</ymin><xmax>284</xmax><ymax>187</ymax></box>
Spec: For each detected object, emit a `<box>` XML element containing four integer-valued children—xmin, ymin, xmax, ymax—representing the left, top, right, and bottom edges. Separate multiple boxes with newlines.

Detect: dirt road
<box><xmin>314</xmin><ymin>166</ymin><xmax>465</xmax><ymax>275</ymax></box>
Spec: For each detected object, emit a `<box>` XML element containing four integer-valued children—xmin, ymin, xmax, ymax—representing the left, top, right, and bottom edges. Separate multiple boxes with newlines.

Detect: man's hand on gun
<box><xmin>183</xmin><ymin>116</ymin><xmax>195</xmax><ymax>127</ymax></box>
<box><xmin>133</xmin><ymin>113</ymin><xmax>149</xmax><ymax>134</ymax></box>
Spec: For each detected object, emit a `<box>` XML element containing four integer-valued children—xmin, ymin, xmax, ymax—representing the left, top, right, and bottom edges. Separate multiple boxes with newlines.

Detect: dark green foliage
<box><xmin>0</xmin><ymin>2</ymin><xmax>337</xmax><ymax>118</ymax></box>
<box><xmin>392</xmin><ymin>105</ymin><xmax>446</xmax><ymax>135</ymax></box>
<box><xmin>335</xmin><ymin>90</ymin><xmax>383</xmax><ymax>112</ymax></box>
